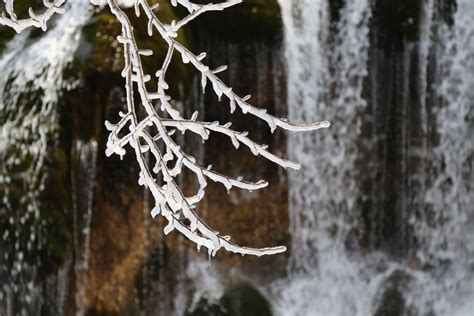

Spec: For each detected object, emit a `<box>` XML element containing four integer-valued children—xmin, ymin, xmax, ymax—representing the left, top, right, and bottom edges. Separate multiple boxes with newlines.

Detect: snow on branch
<box><xmin>0</xmin><ymin>0</ymin><xmax>66</xmax><ymax>33</ymax></box>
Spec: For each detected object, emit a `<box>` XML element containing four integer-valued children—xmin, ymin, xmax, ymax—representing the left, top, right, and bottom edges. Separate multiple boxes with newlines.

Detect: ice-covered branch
<box><xmin>169</xmin><ymin>0</ymin><xmax>241</xmax><ymax>32</ymax></box>
<box><xmin>105</xmin><ymin>0</ymin><xmax>294</xmax><ymax>257</ymax></box>
<box><xmin>138</xmin><ymin>0</ymin><xmax>330</xmax><ymax>132</ymax></box>
<box><xmin>1</xmin><ymin>0</ymin><xmax>330</xmax><ymax>257</ymax></box>
<box><xmin>102</xmin><ymin>0</ymin><xmax>330</xmax><ymax>256</ymax></box>
<box><xmin>0</xmin><ymin>0</ymin><xmax>66</xmax><ymax>33</ymax></box>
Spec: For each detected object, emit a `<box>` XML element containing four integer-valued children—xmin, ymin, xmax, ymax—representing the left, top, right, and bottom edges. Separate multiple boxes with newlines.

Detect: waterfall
<box><xmin>412</xmin><ymin>0</ymin><xmax>474</xmax><ymax>314</ymax></box>
<box><xmin>71</xmin><ymin>140</ymin><xmax>98</xmax><ymax>316</ymax></box>
<box><xmin>0</xmin><ymin>2</ymin><xmax>91</xmax><ymax>314</ymax></box>
<box><xmin>0</xmin><ymin>1</ymin><xmax>472</xmax><ymax>315</ymax></box>
<box><xmin>277</xmin><ymin>0</ymin><xmax>474</xmax><ymax>315</ymax></box>
<box><xmin>275</xmin><ymin>0</ymin><xmax>377</xmax><ymax>315</ymax></box>
<box><xmin>278</xmin><ymin>0</ymin><xmax>330</xmax><ymax>274</ymax></box>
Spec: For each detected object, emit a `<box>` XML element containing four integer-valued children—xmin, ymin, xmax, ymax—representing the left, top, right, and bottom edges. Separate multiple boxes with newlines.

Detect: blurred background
<box><xmin>0</xmin><ymin>0</ymin><xmax>473</xmax><ymax>315</ymax></box>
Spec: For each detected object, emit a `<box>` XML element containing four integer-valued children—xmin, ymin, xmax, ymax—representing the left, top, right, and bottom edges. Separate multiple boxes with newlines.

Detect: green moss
<box><xmin>37</xmin><ymin>147</ymin><xmax>72</xmax><ymax>276</ymax></box>
<box><xmin>0</xmin><ymin>74</ymin><xmax>71</xmax><ymax>281</ymax></box>
<box><xmin>73</xmin><ymin>1</ymin><xmax>193</xmax><ymax>100</ymax></box>
<box><xmin>0</xmin><ymin>144</ymin><xmax>71</xmax><ymax>279</ymax></box>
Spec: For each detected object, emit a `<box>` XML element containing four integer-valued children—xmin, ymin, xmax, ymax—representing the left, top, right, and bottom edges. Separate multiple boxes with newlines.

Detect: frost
<box><xmin>0</xmin><ymin>0</ymin><xmax>66</xmax><ymax>33</ymax></box>
<box><xmin>1</xmin><ymin>0</ymin><xmax>330</xmax><ymax>257</ymax></box>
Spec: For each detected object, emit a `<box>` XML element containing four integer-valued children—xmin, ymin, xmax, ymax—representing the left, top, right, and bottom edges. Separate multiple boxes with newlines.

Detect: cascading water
<box><xmin>276</xmin><ymin>0</ymin><xmax>473</xmax><ymax>315</ymax></box>
<box><xmin>71</xmin><ymin>140</ymin><xmax>98</xmax><ymax>316</ymax></box>
<box><xmin>411</xmin><ymin>0</ymin><xmax>474</xmax><ymax>314</ymax></box>
<box><xmin>274</xmin><ymin>0</ymin><xmax>385</xmax><ymax>314</ymax></box>
<box><xmin>0</xmin><ymin>2</ymin><xmax>91</xmax><ymax>314</ymax></box>
<box><xmin>278</xmin><ymin>0</ymin><xmax>330</xmax><ymax>275</ymax></box>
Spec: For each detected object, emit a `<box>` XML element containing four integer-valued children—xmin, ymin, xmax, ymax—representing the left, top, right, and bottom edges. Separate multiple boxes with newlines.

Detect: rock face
<box><xmin>0</xmin><ymin>0</ymin><xmax>287</xmax><ymax>314</ymax></box>
<box><xmin>186</xmin><ymin>283</ymin><xmax>273</xmax><ymax>316</ymax></box>
<box><xmin>187</xmin><ymin>7</ymin><xmax>288</xmax><ymax>272</ymax></box>
<box><xmin>374</xmin><ymin>270</ymin><xmax>412</xmax><ymax>316</ymax></box>
<box><xmin>36</xmin><ymin>1</ymin><xmax>286</xmax><ymax>313</ymax></box>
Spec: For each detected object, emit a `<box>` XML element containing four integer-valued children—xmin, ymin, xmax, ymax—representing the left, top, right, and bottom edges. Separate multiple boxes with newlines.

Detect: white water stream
<box><xmin>0</xmin><ymin>2</ymin><xmax>91</xmax><ymax>314</ymax></box>
<box><xmin>275</xmin><ymin>0</ymin><xmax>474</xmax><ymax>315</ymax></box>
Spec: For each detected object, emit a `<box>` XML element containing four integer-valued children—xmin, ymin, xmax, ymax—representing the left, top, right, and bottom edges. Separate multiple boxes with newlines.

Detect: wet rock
<box><xmin>186</xmin><ymin>283</ymin><xmax>272</xmax><ymax>316</ymax></box>
<box><xmin>374</xmin><ymin>270</ymin><xmax>412</xmax><ymax>316</ymax></box>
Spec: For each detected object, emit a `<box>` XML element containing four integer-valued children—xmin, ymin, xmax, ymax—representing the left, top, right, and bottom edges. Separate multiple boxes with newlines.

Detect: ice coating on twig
<box><xmin>103</xmin><ymin>0</ymin><xmax>330</xmax><ymax>257</ymax></box>
<box><xmin>0</xmin><ymin>0</ymin><xmax>329</xmax><ymax>257</ymax></box>
<box><xmin>0</xmin><ymin>0</ymin><xmax>66</xmax><ymax>33</ymax></box>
